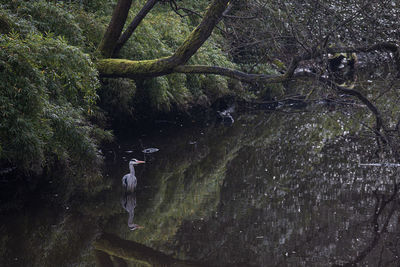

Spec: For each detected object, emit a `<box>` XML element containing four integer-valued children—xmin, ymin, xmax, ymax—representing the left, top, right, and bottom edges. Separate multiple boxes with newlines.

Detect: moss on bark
<box><xmin>96</xmin><ymin>57</ymin><xmax>175</xmax><ymax>78</ymax></box>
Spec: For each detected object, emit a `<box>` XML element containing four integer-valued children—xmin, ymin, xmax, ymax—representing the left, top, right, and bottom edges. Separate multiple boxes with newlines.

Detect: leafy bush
<box><xmin>1</xmin><ymin>0</ymin><xmax>107</xmax><ymax>53</ymax></box>
<box><xmin>0</xmin><ymin>31</ymin><xmax>107</xmax><ymax>182</ymax></box>
<box><xmin>97</xmin><ymin>78</ymin><xmax>137</xmax><ymax>123</ymax></box>
<box><xmin>0</xmin><ymin>0</ymin><xmax>243</xmax><ymax>180</ymax></box>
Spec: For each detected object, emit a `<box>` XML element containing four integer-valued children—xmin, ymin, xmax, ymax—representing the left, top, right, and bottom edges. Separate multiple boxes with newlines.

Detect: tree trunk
<box><xmin>97</xmin><ymin>0</ymin><xmax>230</xmax><ymax>77</ymax></box>
<box><xmin>98</xmin><ymin>0</ymin><xmax>133</xmax><ymax>58</ymax></box>
<box><xmin>113</xmin><ymin>0</ymin><xmax>159</xmax><ymax>57</ymax></box>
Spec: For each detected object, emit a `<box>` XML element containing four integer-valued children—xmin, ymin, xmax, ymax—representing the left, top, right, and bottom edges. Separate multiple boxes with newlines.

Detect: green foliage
<box><xmin>16</xmin><ymin>1</ymin><xmax>85</xmax><ymax>46</ymax></box>
<box><xmin>0</xmin><ymin>0</ymin><xmax>244</xmax><ymax>181</ymax></box>
<box><xmin>0</xmin><ymin>7</ymin><xmax>37</xmax><ymax>37</ymax></box>
<box><xmin>0</xmin><ymin>0</ymin><xmax>116</xmax><ymax>186</ymax></box>
<box><xmin>0</xmin><ymin>31</ymin><xmax>105</xmax><ymax>181</ymax></box>
<box><xmin>0</xmin><ymin>0</ymin><xmax>106</xmax><ymax>53</ymax></box>
<box><xmin>3</xmin><ymin>0</ymin><xmax>241</xmax><ymax>117</ymax></box>
<box><xmin>98</xmin><ymin>78</ymin><xmax>137</xmax><ymax>123</ymax></box>
<box><xmin>73</xmin><ymin>9</ymin><xmax>107</xmax><ymax>51</ymax></box>
<box><xmin>0</xmin><ymin>13</ymin><xmax>11</xmax><ymax>34</ymax></box>
<box><xmin>66</xmin><ymin>0</ymin><xmax>117</xmax><ymax>16</ymax></box>
<box><xmin>114</xmin><ymin>1</ymin><xmax>239</xmax><ymax>112</ymax></box>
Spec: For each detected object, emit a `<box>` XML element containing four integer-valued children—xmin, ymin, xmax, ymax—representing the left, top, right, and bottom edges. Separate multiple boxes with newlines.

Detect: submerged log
<box><xmin>93</xmin><ymin>233</ymin><xmax>205</xmax><ymax>267</ymax></box>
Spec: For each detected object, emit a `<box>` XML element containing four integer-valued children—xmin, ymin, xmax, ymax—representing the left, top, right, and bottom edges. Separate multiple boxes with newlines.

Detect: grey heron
<box><xmin>122</xmin><ymin>159</ymin><xmax>145</xmax><ymax>192</ymax></box>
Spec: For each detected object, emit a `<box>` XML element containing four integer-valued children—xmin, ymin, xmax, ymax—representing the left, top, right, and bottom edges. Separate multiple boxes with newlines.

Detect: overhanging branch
<box><xmin>98</xmin><ymin>0</ymin><xmax>231</xmax><ymax>76</ymax></box>
<box><xmin>174</xmin><ymin>65</ymin><xmax>286</xmax><ymax>83</ymax></box>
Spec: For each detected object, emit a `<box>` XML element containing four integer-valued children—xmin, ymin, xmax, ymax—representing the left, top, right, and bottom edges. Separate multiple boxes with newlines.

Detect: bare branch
<box><xmin>174</xmin><ymin>65</ymin><xmax>286</xmax><ymax>83</ymax></box>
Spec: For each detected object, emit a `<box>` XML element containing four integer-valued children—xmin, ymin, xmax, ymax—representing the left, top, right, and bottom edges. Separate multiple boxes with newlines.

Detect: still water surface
<box><xmin>1</xmin><ymin>107</ymin><xmax>400</xmax><ymax>266</ymax></box>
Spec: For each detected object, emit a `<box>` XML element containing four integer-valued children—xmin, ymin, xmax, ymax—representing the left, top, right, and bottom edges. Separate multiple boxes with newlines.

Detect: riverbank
<box><xmin>0</xmin><ymin>0</ymin><xmax>247</xmax><ymax>206</ymax></box>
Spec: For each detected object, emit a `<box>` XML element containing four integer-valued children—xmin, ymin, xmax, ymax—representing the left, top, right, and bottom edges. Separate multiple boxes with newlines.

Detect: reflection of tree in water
<box><xmin>93</xmin><ymin>181</ymin><xmax>399</xmax><ymax>267</ymax></box>
<box><xmin>336</xmin><ymin>180</ymin><xmax>399</xmax><ymax>267</ymax></box>
<box><xmin>94</xmin><ymin>233</ymin><xmax>206</xmax><ymax>267</ymax></box>
<box><xmin>168</xmin><ymin>124</ymin><xmax>400</xmax><ymax>266</ymax></box>
<box><xmin>97</xmin><ymin>112</ymin><xmax>400</xmax><ymax>266</ymax></box>
<box><xmin>5</xmin><ymin>111</ymin><xmax>400</xmax><ymax>266</ymax></box>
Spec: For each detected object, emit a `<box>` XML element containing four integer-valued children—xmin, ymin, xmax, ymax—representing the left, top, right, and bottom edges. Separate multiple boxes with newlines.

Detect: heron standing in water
<box><xmin>122</xmin><ymin>159</ymin><xmax>145</xmax><ymax>192</ymax></box>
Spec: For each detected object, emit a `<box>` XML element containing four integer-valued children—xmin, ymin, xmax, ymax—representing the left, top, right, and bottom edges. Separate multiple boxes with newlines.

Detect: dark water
<box><xmin>1</xmin><ymin>106</ymin><xmax>400</xmax><ymax>266</ymax></box>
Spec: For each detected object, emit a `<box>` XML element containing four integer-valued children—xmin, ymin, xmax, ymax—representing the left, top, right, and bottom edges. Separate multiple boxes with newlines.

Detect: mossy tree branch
<box><xmin>97</xmin><ymin>0</ymin><xmax>231</xmax><ymax>77</ymax></box>
<box><xmin>168</xmin><ymin>0</ymin><xmax>230</xmax><ymax>66</ymax></box>
<box><xmin>97</xmin><ymin>57</ymin><xmax>176</xmax><ymax>78</ymax></box>
<box><xmin>97</xmin><ymin>0</ymin><xmax>399</xmax><ymax>80</ymax></box>
<box><xmin>96</xmin><ymin>0</ymin><xmax>398</xmax><ymax>136</ymax></box>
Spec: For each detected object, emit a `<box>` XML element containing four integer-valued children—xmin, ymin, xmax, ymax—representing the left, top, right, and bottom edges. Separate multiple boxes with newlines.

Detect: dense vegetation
<box><xmin>0</xmin><ymin>1</ymin><xmax>105</xmax><ymax>192</ymax></box>
<box><xmin>0</xmin><ymin>0</ymin><xmax>240</xmax><ymax>194</ymax></box>
<box><xmin>2</xmin><ymin>1</ymin><xmax>400</xmax><ymax>266</ymax></box>
<box><xmin>1</xmin><ymin>0</ymin><xmax>400</xmax><ymax>203</ymax></box>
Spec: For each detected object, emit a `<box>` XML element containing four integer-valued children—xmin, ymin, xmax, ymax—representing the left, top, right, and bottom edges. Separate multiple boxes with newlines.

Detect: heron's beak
<box><xmin>137</xmin><ymin>160</ymin><xmax>145</xmax><ymax>164</ymax></box>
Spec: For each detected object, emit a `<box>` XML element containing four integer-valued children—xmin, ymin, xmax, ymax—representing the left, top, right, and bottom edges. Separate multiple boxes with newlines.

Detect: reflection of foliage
<box><xmin>138</xmin><ymin>110</ymin><xmax>396</xmax><ymax>266</ymax></box>
<box><xmin>0</xmin><ymin>209</ymin><xmax>98</xmax><ymax>267</ymax></box>
<box><xmin>2</xmin><ymin>108</ymin><xmax>400</xmax><ymax>266</ymax></box>
<box><xmin>129</xmin><ymin>126</ymin><xmax>244</xmax><ymax>251</ymax></box>
<box><xmin>102</xmin><ymin>108</ymin><xmax>370</xmax><ymax>264</ymax></box>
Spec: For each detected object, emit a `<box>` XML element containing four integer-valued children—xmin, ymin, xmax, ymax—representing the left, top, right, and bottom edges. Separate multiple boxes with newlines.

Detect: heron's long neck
<box><xmin>129</xmin><ymin>164</ymin><xmax>135</xmax><ymax>175</ymax></box>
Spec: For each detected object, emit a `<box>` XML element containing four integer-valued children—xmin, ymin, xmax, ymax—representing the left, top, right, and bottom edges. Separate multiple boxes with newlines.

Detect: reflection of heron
<box><xmin>122</xmin><ymin>159</ymin><xmax>145</xmax><ymax>192</ymax></box>
<box><xmin>121</xmin><ymin>193</ymin><xmax>143</xmax><ymax>230</ymax></box>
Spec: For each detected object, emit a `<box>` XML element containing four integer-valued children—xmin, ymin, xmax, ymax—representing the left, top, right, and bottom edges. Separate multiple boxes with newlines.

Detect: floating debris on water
<box><xmin>359</xmin><ymin>163</ymin><xmax>400</xmax><ymax>167</ymax></box>
<box><xmin>142</xmin><ymin>148</ymin><xmax>159</xmax><ymax>154</ymax></box>
<box><xmin>189</xmin><ymin>141</ymin><xmax>197</xmax><ymax>145</ymax></box>
<box><xmin>125</xmin><ymin>150</ymin><xmax>134</xmax><ymax>153</ymax></box>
